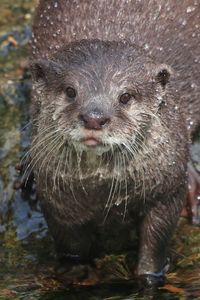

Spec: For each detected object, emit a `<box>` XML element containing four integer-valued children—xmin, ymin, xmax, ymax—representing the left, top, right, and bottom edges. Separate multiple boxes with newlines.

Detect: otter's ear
<box><xmin>29</xmin><ymin>59</ymin><xmax>62</xmax><ymax>83</ymax></box>
<box><xmin>155</xmin><ymin>65</ymin><xmax>172</xmax><ymax>89</ymax></box>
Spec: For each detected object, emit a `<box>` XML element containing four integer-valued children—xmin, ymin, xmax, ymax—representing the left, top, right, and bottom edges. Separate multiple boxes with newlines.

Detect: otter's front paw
<box><xmin>138</xmin><ymin>272</ymin><xmax>165</xmax><ymax>289</ymax></box>
<box><xmin>136</xmin><ymin>258</ymin><xmax>169</xmax><ymax>289</ymax></box>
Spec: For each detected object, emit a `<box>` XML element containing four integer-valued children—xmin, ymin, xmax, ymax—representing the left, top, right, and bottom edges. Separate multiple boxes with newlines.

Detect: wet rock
<box><xmin>0</xmin><ymin>26</ymin><xmax>31</xmax><ymax>57</ymax></box>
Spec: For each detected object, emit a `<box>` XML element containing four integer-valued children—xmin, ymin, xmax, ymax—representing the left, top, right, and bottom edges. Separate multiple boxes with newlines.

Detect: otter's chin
<box><xmin>72</xmin><ymin>139</ymin><xmax>111</xmax><ymax>155</ymax></box>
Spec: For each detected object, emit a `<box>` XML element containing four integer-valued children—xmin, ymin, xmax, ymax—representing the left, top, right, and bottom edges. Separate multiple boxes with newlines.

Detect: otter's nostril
<box><xmin>79</xmin><ymin>114</ymin><xmax>85</xmax><ymax>122</ymax></box>
<box><xmin>99</xmin><ymin>118</ymin><xmax>110</xmax><ymax>126</ymax></box>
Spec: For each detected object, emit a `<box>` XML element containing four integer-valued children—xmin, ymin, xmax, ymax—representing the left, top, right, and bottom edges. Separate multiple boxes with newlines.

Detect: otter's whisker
<box><xmin>33</xmin><ymin>133</ymin><xmax>62</xmax><ymax>181</ymax></box>
<box><xmin>21</xmin><ymin>124</ymin><xmax>57</xmax><ymax>165</ymax></box>
<box><xmin>22</xmin><ymin>130</ymin><xmax>60</xmax><ymax>184</ymax></box>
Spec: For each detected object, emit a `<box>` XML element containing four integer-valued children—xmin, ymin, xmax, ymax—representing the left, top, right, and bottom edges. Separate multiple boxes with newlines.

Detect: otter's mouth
<box><xmin>80</xmin><ymin>137</ymin><xmax>101</xmax><ymax>147</ymax></box>
<box><xmin>79</xmin><ymin>129</ymin><xmax>103</xmax><ymax>147</ymax></box>
<box><xmin>70</xmin><ymin>129</ymin><xmax>111</xmax><ymax>154</ymax></box>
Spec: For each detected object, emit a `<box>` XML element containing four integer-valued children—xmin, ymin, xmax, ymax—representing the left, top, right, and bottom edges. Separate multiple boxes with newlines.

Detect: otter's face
<box><xmin>30</xmin><ymin>40</ymin><xmax>172</xmax><ymax>156</ymax></box>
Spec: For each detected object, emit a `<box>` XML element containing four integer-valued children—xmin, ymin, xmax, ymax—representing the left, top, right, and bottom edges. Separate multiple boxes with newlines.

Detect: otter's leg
<box><xmin>49</xmin><ymin>222</ymin><xmax>100</xmax><ymax>285</ymax></box>
<box><xmin>136</xmin><ymin>197</ymin><xmax>183</xmax><ymax>287</ymax></box>
<box><xmin>45</xmin><ymin>218</ymin><xmax>99</xmax><ymax>264</ymax></box>
<box><xmin>183</xmin><ymin>162</ymin><xmax>200</xmax><ymax>225</ymax></box>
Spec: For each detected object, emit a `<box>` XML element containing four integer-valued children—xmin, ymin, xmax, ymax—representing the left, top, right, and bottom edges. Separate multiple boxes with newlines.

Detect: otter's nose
<box><xmin>79</xmin><ymin>112</ymin><xmax>110</xmax><ymax>130</ymax></box>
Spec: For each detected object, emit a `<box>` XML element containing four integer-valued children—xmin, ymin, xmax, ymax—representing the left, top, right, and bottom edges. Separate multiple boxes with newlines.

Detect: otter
<box><xmin>28</xmin><ymin>0</ymin><xmax>200</xmax><ymax>286</ymax></box>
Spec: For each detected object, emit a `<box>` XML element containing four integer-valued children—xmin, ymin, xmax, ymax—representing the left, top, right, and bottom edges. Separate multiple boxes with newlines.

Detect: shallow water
<box><xmin>0</xmin><ymin>1</ymin><xmax>200</xmax><ymax>299</ymax></box>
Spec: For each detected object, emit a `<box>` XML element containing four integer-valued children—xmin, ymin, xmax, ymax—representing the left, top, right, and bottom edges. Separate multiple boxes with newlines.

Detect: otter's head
<box><xmin>30</xmin><ymin>39</ymin><xmax>172</xmax><ymax>157</ymax></box>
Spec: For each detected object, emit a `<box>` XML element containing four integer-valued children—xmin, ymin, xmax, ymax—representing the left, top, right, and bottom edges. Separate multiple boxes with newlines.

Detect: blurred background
<box><xmin>0</xmin><ymin>1</ymin><xmax>200</xmax><ymax>299</ymax></box>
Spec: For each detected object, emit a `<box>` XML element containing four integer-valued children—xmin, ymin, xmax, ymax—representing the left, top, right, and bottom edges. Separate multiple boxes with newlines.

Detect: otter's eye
<box><xmin>119</xmin><ymin>93</ymin><xmax>132</xmax><ymax>104</ymax></box>
<box><xmin>65</xmin><ymin>87</ymin><xmax>76</xmax><ymax>99</ymax></box>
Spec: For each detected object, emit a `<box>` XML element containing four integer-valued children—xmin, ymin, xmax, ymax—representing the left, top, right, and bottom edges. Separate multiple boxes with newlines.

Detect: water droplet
<box><xmin>186</xmin><ymin>6</ymin><xmax>196</xmax><ymax>13</ymax></box>
<box><xmin>54</xmin><ymin>2</ymin><xmax>58</xmax><ymax>8</ymax></box>
<box><xmin>182</xmin><ymin>19</ymin><xmax>187</xmax><ymax>26</ymax></box>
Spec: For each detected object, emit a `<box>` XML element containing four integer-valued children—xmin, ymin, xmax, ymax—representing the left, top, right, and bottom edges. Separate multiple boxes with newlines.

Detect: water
<box><xmin>0</xmin><ymin>1</ymin><xmax>200</xmax><ymax>299</ymax></box>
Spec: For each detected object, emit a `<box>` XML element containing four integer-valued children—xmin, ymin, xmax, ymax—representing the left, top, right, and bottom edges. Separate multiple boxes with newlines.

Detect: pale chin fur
<box><xmin>65</xmin><ymin>127</ymin><xmax>110</xmax><ymax>155</ymax></box>
<box><xmin>70</xmin><ymin>129</ymin><xmax>138</xmax><ymax>156</ymax></box>
<box><xmin>72</xmin><ymin>141</ymin><xmax>111</xmax><ymax>156</ymax></box>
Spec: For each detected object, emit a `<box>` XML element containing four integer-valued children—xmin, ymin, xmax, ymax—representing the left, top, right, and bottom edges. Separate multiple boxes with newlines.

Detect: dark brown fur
<box><xmin>29</xmin><ymin>0</ymin><xmax>200</xmax><ymax>283</ymax></box>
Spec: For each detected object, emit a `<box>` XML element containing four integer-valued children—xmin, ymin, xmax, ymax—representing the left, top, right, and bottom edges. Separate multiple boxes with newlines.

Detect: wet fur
<box><xmin>28</xmin><ymin>0</ymin><xmax>200</xmax><ymax>277</ymax></box>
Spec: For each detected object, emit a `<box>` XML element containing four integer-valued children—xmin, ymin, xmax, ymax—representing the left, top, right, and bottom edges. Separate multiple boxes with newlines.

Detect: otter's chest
<box><xmin>38</xmin><ymin>167</ymin><xmax>143</xmax><ymax>226</ymax></box>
